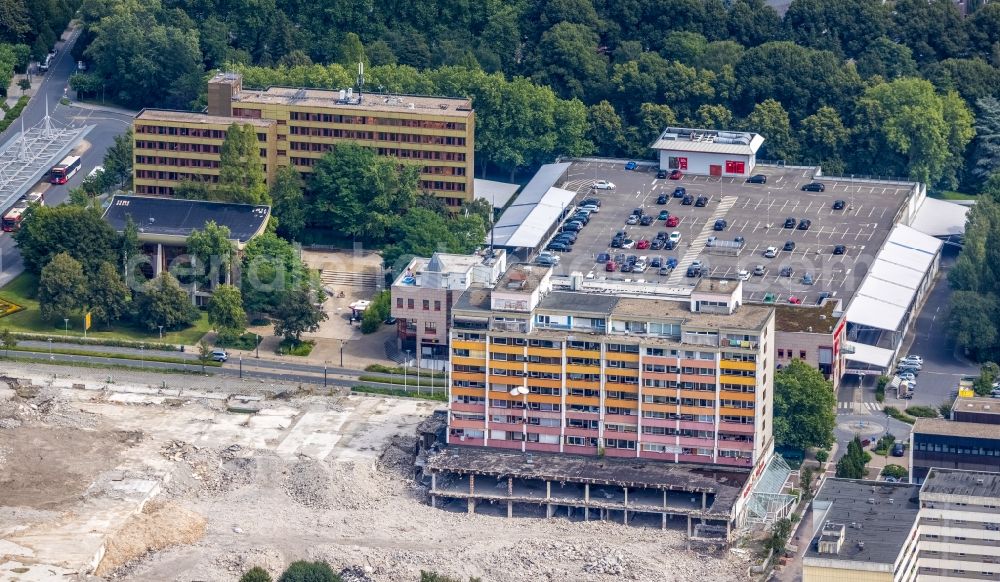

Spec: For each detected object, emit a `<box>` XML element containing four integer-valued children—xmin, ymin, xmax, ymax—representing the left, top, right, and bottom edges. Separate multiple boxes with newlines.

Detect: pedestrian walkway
<box><xmin>666</xmin><ymin>195</ymin><xmax>737</xmax><ymax>285</ymax></box>
<box><xmin>837</xmin><ymin>401</ymin><xmax>884</xmax><ymax>413</ymax></box>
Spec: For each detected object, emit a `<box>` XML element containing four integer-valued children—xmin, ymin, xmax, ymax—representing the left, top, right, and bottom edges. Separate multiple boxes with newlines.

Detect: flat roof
<box><xmin>136</xmin><ymin>108</ymin><xmax>275</xmax><ymax>128</ymax></box>
<box><xmin>492</xmin><ymin>187</ymin><xmax>576</xmax><ymax>249</ymax></box>
<box><xmin>473</xmin><ymin>178</ymin><xmax>520</xmax><ymax>208</ymax></box>
<box><xmin>495</xmin><ymin>263</ymin><xmax>550</xmax><ymax>294</ymax></box>
<box><xmin>912</xmin><ymin>417</ymin><xmax>1000</xmax><ymax>440</ymax></box>
<box><xmin>102</xmin><ymin>195</ymin><xmax>270</xmax><ymax>243</ymax></box>
<box><xmin>650</xmin><ymin>127</ymin><xmax>764</xmax><ymax>156</ymax></box>
<box><xmin>233</xmin><ymin>86</ymin><xmax>473</xmax><ymax>118</ymax></box>
<box><xmin>613</xmin><ymin>297</ymin><xmax>773</xmax><ymax>331</ymax></box>
<box><xmin>774</xmin><ymin>300</ymin><xmax>841</xmax><ymax>334</ymax></box>
<box><xmin>426</xmin><ymin>446</ymin><xmax>748</xmax><ymax>517</ymax></box>
<box><xmin>844</xmin><ymin>342</ymin><xmax>895</xmax><ymax>368</ymax></box>
<box><xmin>511</xmin><ymin>162</ymin><xmax>572</xmax><ymax>207</ymax></box>
<box><xmin>804</xmin><ymin>479</ymin><xmax>920</xmax><ymax>566</ymax></box>
<box><xmin>922</xmin><ymin>468</ymin><xmax>1000</xmax><ymax>498</ymax></box>
<box><xmin>910</xmin><ymin>197</ymin><xmax>968</xmax><ymax>238</ymax></box>
<box><xmin>539</xmin><ymin>160</ymin><xmax>918</xmax><ymax>309</ymax></box>
<box><xmin>952</xmin><ymin>396</ymin><xmax>1000</xmax><ymax>416</ymax></box>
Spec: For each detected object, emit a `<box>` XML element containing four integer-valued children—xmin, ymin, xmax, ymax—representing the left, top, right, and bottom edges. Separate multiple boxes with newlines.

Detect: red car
<box><xmin>636</xmin><ymin>239</ymin><xmax>651</xmax><ymax>250</ymax></box>
<box><xmin>666</xmin><ymin>215</ymin><xmax>680</xmax><ymax>227</ymax></box>
<box><xmin>605</xmin><ymin>261</ymin><xmax>617</xmax><ymax>272</ymax></box>
<box><xmin>788</xmin><ymin>296</ymin><xmax>802</xmax><ymax>305</ymax></box>
<box><xmin>669</xmin><ymin>170</ymin><xmax>683</xmax><ymax>180</ymax></box>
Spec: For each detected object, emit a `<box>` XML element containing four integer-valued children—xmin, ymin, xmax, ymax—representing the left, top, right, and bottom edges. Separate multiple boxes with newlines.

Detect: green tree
<box><xmin>773</xmin><ymin>359</ymin><xmax>836</xmax><ymax>450</ymax></box>
<box><xmin>88</xmin><ymin>261</ymin><xmax>130</xmax><ymax>328</ymax></box>
<box><xmin>134</xmin><ymin>272</ymin><xmax>199</xmax><ymax>331</ymax></box>
<box><xmin>855</xmin><ymin>37</ymin><xmax>918</xmax><ymax>80</ymax></box>
<box><xmin>799</xmin><ymin>106</ymin><xmax>849</xmax><ymax>171</ymax></box>
<box><xmin>726</xmin><ymin>0</ymin><xmax>782</xmax><ymax>47</ymax></box>
<box><xmin>853</xmin><ymin>78</ymin><xmax>974</xmax><ymax>188</ymax></box>
<box><xmin>383</xmin><ymin>207</ymin><xmax>485</xmax><ymax>269</ymax></box>
<box><xmin>835</xmin><ymin>435</ymin><xmax>869</xmax><ymax>479</ymax></box>
<box><xmin>586</xmin><ymin>100</ymin><xmax>625</xmax><ymax>157</ymax></box>
<box><xmin>240</xmin><ymin>232</ymin><xmax>305</xmax><ymax>316</ymax></box>
<box><xmin>360</xmin><ymin>290</ymin><xmax>391</xmax><ymax>334</ymax></box>
<box><xmin>764</xmin><ymin>517</ymin><xmax>795</xmax><ymax>555</ymax></box>
<box><xmin>14</xmin><ymin>205</ymin><xmax>118</xmax><ymax>275</ymax></box>
<box><xmin>197</xmin><ymin>339</ymin><xmax>213</xmax><ymax>373</ymax></box>
<box><xmin>693</xmin><ymin>104</ymin><xmax>734</xmax><ymax>129</ymax></box>
<box><xmin>219</xmin><ymin>123</ymin><xmax>269</xmax><ymax>205</ymax></box>
<box><xmin>239</xmin><ymin>566</ymin><xmax>273</xmax><ymax>582</ymax></box>
<box><xmin>528</xmin><ymin>22</ymin><xmax>608</xmax><ymax>101</ymax></box>
<box><xmin>186</xmin><ymin>221</ymin><xmax>234</xmax><ymax>288</ymax></box>
<box><xmin>971</xmin><ymin>97</ymin><xmax>1000</xmax><ymax>186</ymax></box>
<box><xmin>882</xmin><ymin>464</ymin><xmax>908</xmax><ymax>480</ymax></box>
<box><xmin>273</xmin><ymin>286</ymin><xmax>328</xmax><ymax>344</ymax></box>
<box><xmin>974</xmin><ymin>362</ymin><xmax>1000</xmax><ymax>396</ymax></box>
<box><xmin>38</xmin><ymin>252</ymin><xmax>87</xmax><ymax>323</ymax></box>
<box><xmin>270</xmin><ymin>166</ymin><xmax>305</xmax><ymax>241</ymax></box>
<box><xmin>923</xmin><ymin>58</ymin><xmax>1000</xmax><ymax>104</ymax></box>
<box><xmin>892</xmin><ymin>0</ymin><xmax>968</xmax><ymax>64</ymax></box>
<box><xmin>0</xmin><ymin>327</ymin><xmax>16</xmax><ymax>358</ymax></box>
<box><xmin>782</xmin><ymin>0</ymin><xmax>891</xmax><ymax>58</ymax></box>
<box><xmin>208</xmin><ymin>284</ymin><xmax>248</xmax><ymax>344</ymax></box>
<box><xmin>744</xmin><ymin>99</ymin><xmax>798</xmax><ymax>161</ymax></box>
<box><xmin>309</xmin><ymin>143</ymin><xmax>419</xmax><ymax>242</ymax></box>
<box><xmin>949</xmin><ymin>291</ymin><xmax>1000</xmax><ymax>361</ymax></box>
<box><xmin>102</xmin><ymin>127</ymin><xmax>133</xmax><ymax>192</ymax></box>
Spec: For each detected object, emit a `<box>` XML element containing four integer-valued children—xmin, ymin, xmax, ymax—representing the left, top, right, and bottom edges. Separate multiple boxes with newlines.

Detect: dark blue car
<box><xmin>625</xmin><ymin>161</ymin><xmax>638</xmax><ymax>170</ymax></box>
<box><xmin>666</xmin><ymin>257</ymin><xmax>678</xmax><ymax>268</ymax></box>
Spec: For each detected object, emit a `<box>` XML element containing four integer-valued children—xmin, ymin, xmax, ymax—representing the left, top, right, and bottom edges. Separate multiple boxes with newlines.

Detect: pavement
<box><xmin>0</xmin><ymin>23</ymin><xmax>135</xmax><ymax>288</ymax></box>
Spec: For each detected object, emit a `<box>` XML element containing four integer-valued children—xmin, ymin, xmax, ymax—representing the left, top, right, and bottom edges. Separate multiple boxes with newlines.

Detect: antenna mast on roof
<box><xmin>357</xmin><ymin>62</ymin><xmax>365</xmax><ymax>102</ymax></box>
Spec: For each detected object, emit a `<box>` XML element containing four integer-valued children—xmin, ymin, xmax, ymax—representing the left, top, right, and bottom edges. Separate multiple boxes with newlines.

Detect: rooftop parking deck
<box><xmin>541</xmin><ymin>161</ymin><xmax>918</xmax><ymax>308</ymax></box>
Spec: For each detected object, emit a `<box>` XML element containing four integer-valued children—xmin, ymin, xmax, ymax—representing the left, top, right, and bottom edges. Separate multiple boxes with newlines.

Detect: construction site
<box><xmin>0</xmin><ymin>362</ymin><xmax>754</xmax><ymax>582</ymax></box>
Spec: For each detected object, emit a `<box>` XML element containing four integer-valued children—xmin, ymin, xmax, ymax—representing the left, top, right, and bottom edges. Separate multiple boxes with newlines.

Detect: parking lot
<box><xmin>543</xmin><ymin>161</ymin><xmax>917</xmax><ymax>306</ymax></box>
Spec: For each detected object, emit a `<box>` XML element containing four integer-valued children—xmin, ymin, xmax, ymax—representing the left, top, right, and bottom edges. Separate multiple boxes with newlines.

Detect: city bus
<box><xmin>50</xmin><ymin>155</ymin><xmax>82</xmax><ymax>184</ymax></box>
<box><xmin>1</xmin><ymin>191</ymin><xmax>44</xmax><ymax>232</ymax></box>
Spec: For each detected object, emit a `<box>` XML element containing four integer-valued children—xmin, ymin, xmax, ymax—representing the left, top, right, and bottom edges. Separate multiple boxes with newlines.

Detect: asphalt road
<box><xmin>0</xmin><ymin>25</ymin><xmax>134</xmax><ymax>286</ymax></box>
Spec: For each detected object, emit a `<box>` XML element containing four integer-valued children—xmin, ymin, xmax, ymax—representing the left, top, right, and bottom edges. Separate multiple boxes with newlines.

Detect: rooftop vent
<box><xmin>857</xmin><ymin>541</ymin><xmax>865</xmax><ymax>550</ymax></box>
<box><xmin>868</xmin><ymin>498</ymin><xmax>876</xmax><ymax>504</ymax></box>
<box><xmin>976</xmin><ymin>478</ymin><xmax>985</xmax><ymax>485</ymax></box>
<box><xmin>888</xmin><ymin>498</ymin><xmax>894</xmax><ymax>504</ymax></box>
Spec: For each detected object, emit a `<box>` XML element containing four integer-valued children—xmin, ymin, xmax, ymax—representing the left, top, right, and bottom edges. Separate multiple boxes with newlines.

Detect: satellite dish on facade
<box><xmin>516</xmin><ymin>386</ymin><xmax>529</xmax><ymax>395</ymax></box>
<box><xmin>509</xmin><ymin>388</ymin><xmax>519</xmax><ymax>396</ymax></box>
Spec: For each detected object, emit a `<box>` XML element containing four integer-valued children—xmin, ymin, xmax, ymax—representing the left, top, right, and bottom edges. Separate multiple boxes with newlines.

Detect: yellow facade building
<box><xmin>133</xmin><ymin>72</ymin><xmax>476</xmax><ymax>209</ymax></box>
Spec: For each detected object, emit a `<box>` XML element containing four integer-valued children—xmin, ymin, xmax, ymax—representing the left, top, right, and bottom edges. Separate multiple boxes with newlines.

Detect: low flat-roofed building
<box><xmin>910</xmin><ymin>418</ymin><xmax>1000</xmax><ymax>483</ymax></box>
<box><xmin>950</xmin><ymin>395</ymin><xmax>1000</xmax><ymax>425</ymax></box>
<box><xmin>650</xmin><ymin>127</ymin><xmax>765</xmax><ymax>178</ymax></box>
<box><xmin>803</xmin><ymin>479</ymin><xmax>921</xmax><ymax>582</ymax></box>
<box><xmin>774</xmin><ymin>300</ymin><xmax>847</xmax><ymax>390</ymax></box>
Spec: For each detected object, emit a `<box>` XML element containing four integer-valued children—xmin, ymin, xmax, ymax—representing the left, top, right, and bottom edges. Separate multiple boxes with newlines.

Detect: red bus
<box><xmin>2</xmin><ymin>203</ymin><xmax>29</xmax><ymax>232</ymax></box>
<box><xmin>50</xmin><ymin>155</ymin><xmax>82</xmax><ymax>184</ymax></box>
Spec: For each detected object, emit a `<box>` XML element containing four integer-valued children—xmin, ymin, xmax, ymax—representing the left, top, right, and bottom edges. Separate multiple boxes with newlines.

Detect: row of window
<box><xmin>398</xmin><ymin>297</ymin><xmax>441</xmax><ymax>311</ymax></box>
<box><xmin>273</xmin><ymin>110</ymin><xmax>468</xmax><ymax>131</ymax></box>
<box><xmin>287</xmin><ymin>125</ymin><xmax>467</xmax><ymax>146</ymax></box>
<box><xmin>777</xmin><ymin>349</ymin><xmax>808</xmax><ymax>359</ymax></box>
<box><xmin>135</xmin><ymin>155</ymin><xmax>220</xmax><ymax>168</ymax></box>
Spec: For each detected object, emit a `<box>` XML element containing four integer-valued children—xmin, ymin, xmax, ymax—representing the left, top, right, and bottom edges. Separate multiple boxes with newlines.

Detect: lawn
<box><xmin>0</xmin><ymin>273</ymin><xmax>212</xmax><ymax>345</ymax></box>
<box><xmin>277</xmin><ymin>338</ymin><xmax>315</xmax><ymax>356</ymax></box>
<box><xmin>931</xmin><ymin>190</ymin><xmax>978</xmax><ymax>201</ymax></box>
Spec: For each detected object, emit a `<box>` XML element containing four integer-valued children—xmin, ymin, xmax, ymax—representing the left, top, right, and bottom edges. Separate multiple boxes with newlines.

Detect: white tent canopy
<box><xmin>490</xmin><ymin>187</ymin><xmax>576</xmax><ymax>249</ymax></box>
<box><xmin>845</xmin><ymin>342</ymin><xmax>896</xmax><ymax>368</ymax></box>
<box><xmin>910</xmin><ymin>197</ymin><xmax>969</xmax><ymax>238</ymax></box>
<box><xmin>474</xmin><ymin>178</ymin><xmax>520</xmax><ymax>208</ymax></box>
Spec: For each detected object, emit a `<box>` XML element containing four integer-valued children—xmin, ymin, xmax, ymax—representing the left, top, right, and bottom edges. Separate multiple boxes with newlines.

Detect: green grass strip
<box><xmin>352</xmin><ymin>385</ymin><xmax>447</xmax><ymax>401</ymax></box>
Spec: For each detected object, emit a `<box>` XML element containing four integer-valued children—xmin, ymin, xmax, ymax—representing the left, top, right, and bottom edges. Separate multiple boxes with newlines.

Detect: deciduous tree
<box><xmin>38</xmin><ymin>252</ymin><xmax>87</xmax><ymax>323</ymax></box>
<box><xmin>219</xmin><ymin>123</ymin><xmax>269</xmax><ymax>205</ymax></box>
<box><xmin>14</xmin><ymin>205</ymin><xmax>117</xmax><ymax>275</ymax></box>
<box><xmin>273</xmin><ymin>286</ymin><xmax>328</xmax><ymax>345</ymax></box>
<box><xmin>134</xmin><ymin>272</ymin><xmax>199</xmax><ymax>331</ymax></box>
<box><xmin>270</xmin><ymin>166</ymin><xmax>305</xmax><ymax>241</ymax></box>
<box><xmin>773</xmin><ymin>359</ymin><xmax>836</xmax><ymax>450</ymax></box>
<box><xmin>88</xmin><ymin>261</ymin><xmax>130</xmax><ymax>328</ymax></box>
<box><xmin>208</xmin><ymin>284</ymin><xmax>247</xmax><ymax>344</ymax></box>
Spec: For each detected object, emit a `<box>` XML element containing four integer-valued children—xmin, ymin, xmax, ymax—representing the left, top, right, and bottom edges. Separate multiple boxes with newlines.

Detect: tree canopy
<box><xmin>14</xmin><ymin>205</ymin><xmax>118</xmax><ymax>276</ymax></box>
<box><xmin>773</xmin><ymin>359</ymin><xmax>836</xmax><ymax>451</ymax></box>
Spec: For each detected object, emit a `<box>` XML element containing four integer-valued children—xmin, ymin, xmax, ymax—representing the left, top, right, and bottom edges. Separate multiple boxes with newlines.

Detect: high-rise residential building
<box><xmin>391</xmin><ymin>250</ymin><xmax>506</xmax><ymax>362</ymax></box>
<box><xmin>446</xmin><ymin>264</ymin><xmax>775</xmax><ymax>469</ymax></box>
<box><xmin>133</xmin><ymin>72</ymin><xmax>476</xmax><ymax>209</ymax></box>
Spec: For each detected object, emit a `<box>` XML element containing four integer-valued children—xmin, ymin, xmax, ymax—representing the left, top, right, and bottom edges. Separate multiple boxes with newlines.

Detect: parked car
<box><xmin>625</xmin><ymin>161</ymin><xmax>638</xmax><ymax>170</ymax></box>
<box><xmin>669</xmin><ymin>169</ymin><xmax>683</xmax><ymax>180</ymax></box>
<box><xmin>596</xmin><ymin>252</ymin><xmax>610</xmax><ymax>262</ymax></box>
<box><xmin>686</xmin><ymin>265</ymin><xmax>701</xmax><ymax>277</ymax></box>
<box><xmin>650</xmin><ymin>239</ymin><xmax>665</xmax><ymax>250</ymax></box>
<box><xmin>695</xmin><ymin>196</ymin><xmax>708</xmax><ymax>207</ymax></box>
<box><xmin>802</xmin><ymin>182</ymin><xmax>826</xmax><ymax>192</ymax></box>
<box><xmin>763</xmin><ymin>246</ymin><xmax>778</xmax><ymax>258</ymax></box>
<box><xmin>788</xmin><ymin>296</ymin><xmax>802</xmax><ymax>304</ymax></box>
<box><xmin>592</xmin><ymin>180</ymin><xmax>615</xmax><ymax>190</ymax></box>
<box><xmin>706</xmin><ymin>236</ymin><xmax>717</xmax><ymax>247</ymax></box>
<box><xmin>668</xmin><ymin>231</ymin><xmax>681</xmax><ymax>243</ymax></box>
<box><xmin>666</xmin><ymin>215</ymin><xmax>680</xmax><ymax>227</ymax></box>
<box><xmin>621</xmin><ymin>239</ymin><xmax>636</xmax><ymax>249</ymax></box>
<box><xmin>898</xmin><ymin>372</ymin><xmax>916</xmax><ymax>383</ymax></box>
<box><xmin>580</xmin><ymin>204</ymin><xmax>600</xmax><ymax>213</ymax></box>
<box><xmin>546</xmin><ymin>241</ymin><xmax>571</xmax><ymax>252</ymax></box>
<box><xmin>620</xmin><ymin>263</ymin><xmax>633</xmax><ymax>273</ymax></box>
<box><xmin>672</xmin><ymin>187</ymin><xmax>686</xmax><ymax>198</ymax></box>
<box><xmin>581</xmin><ymin>198</ymin><xmax>602</xmax><ymax>207</ymax></box>
<box><xmin>633</xmin><ymin>261</ymin><xmax>647</xmax><ymax>273</ymax></box>
<box><xmin>902</xmin><ymin>355</ymin><xmax>924</xmax><ymax>365</ymax></box>
<box><xmin>734</xmin><ymin>236</ymin><xmax>745</xmax><ymax>244</ymax></box>
<box><xmin>640</xmin><ymin>215</ymin><xmax>654</xmax><ymax>226</ymax></box>
<box><xmin>780</xmin><ymin>266</ymin><xmax>794</xmax><ymax>277</ymax></box>
<box><xmin>657</xmin><ymin>169</ymin><xmax>668</xmax><ymax>179</ymax></box>
<box><xmin>738</xmin><ymin>269</ymin><xmax>750</xmax><ymax>281</ymax></box>
<box><xmin>535</xmin><ymin>255</ymin><xmax>558</xmax><ymax>266</ymax></box>
<box><xmin>681</xmin><ymin>194</ymin><xmax>694</xmax><ymax>205</ymax></box>
<box><xmin>211</xmin><ymin>349</ymin><xmax>229</xmax><ymax>362</ymax></box>
<box><xmin>552</xmin><ymin>235</ymin><xmax>576</xmax><ymax>245</ymax></box>
<box><xmin>636</xmin><ymin>239</ymin><xmax>651</xmax><ymax>250</ymax></box>
<box><xmin>714</xmin><ymin>218</ymin><xmax>727</xmax><ymax>231</ymax></box>
<box><xmin>666</xmin><ymin>257</ymin><xmax>678</xmax><ymax>269</ymax></box>
<box><xmin>664</xmin><ymin>239</ymin><xmax>677</xmax><ymax>250</ymax></box>
<box><xmin>797</xmin><ymin>219</ymin><xmax>812</xmax><ymax>230</ymax></box>
<box><xmin>658</xmin><ymin>210</ymin><xmax>670</xmax><ymax>220</ymax></box>
<box><xmin>802</xmin><ymin>273</ymin><xmax>814</xmax><ymax>285</ymax></box>
<box><xmin>561</xmin><ymin>222</ymin><xmax>583</xmax><ymax>232</ymax></box>
<box><xmin>625</xmin><ymin>215</ymin><xmax>639</xmax><ymax>225</ymax></box>
<box><xmin>784</xmin><ymin>240</ymin><xmax>796</xmax><ymax>251</ymax></box>
<box><xmin>747</xmin><ymin>174</ymin><xmax>767</xmax><ymax>184</ymax></box>
<box><xmin>833</xmin><ymin>244</ymin><xmax>846</xmax><ymax>255</ymax></box>
<box><xmin>650</xmin><ymin>256</ymin><xmax>663</xmax><ymax>268</ymax></box>
<box><xmin>656</xmin><ymin>194</ymin><xmax>668</xmax><ymax>204</ymax></box>
<box><xmin>783</xmin><ymin>217</ymin><xmax>796</xmax><ymax>228</ymax></box>
<box><xmin>605</xmin><ymin>261</ymin><xmax>618</xmax><ymax>272</ymax></box>
<box><xmin>658</xmin><ymin>266</ymin><xmax>670</xmax><ymax>275</ymax></box>
<box><xmin>892</xmin><ymin>443</ymin><xmax>905</xmax><ymax>457</ymax></box>
<box><xmin>753</xmin><ymin>265</ymin><xmax>766</xmax><ymax>276</ymax></box>
<box><xmin>833</xmin><ymin>199</ymin><xmax>845</xmax><ymax>210</ymax></box>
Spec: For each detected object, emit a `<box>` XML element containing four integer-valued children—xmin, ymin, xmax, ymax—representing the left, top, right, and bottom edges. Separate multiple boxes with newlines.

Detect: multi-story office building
<box><xmin>391</xmin><ymin>250</ymin><xmax>506</xmax><ymax>361</ymax></box>
<box><xmin>446</xmin><ymin>264</ymin><xmax>775</xmax><ymax>469</ymax></box>
<box><xmin>133</xmin><ymin>72</ymin><xmax>476</xmax><ymax>209</ymax></box>
<box><xmin>774</xmin><ymin>300</ymin><xmax>847</xmax><ymax>390</ymax></box>
<box><xmin>803</xmin><ymin>469</ymin><xmax>1000</xmax><ymax>582</ymax></box>
<box><xmin>951</xmin><ymin>396</ymin><xmax>1000</xmax><ymax>425</ymax></box>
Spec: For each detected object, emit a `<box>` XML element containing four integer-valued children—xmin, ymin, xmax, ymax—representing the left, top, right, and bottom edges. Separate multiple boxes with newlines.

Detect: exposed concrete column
<box><xmin>585</xmin><ymin>507</ymin><xmax>590</xmax><ymax>522</ymax></box>
<box><xmin>726</xmin><ymin>519</ymin><xmax>731</xmax><ymax>540</ymax></box>
<box><xmin>662</xmin><ymin>512</ymin><xmax>667</xmax><ymax>530</ymax></box>
<box><xmin>623</xmin><ymin>487</ymin><xmax>628</xmax><ymax>507</ymax></box>
<box><xmin>507</xmin><ymin>476</ymin><xmax>513</xmax><ymax>496</ymax></box>
<box><xmin>585</xmin><ymin>484</ymin><xmax>590</xmax><ymax>503</ymax></box>
<box><xmin>623</xmin><ymin>509</ymin><xmax>628</xmax><ymax>525</ymax></box>
<box><xmin>155</xmin><ymin>244</ymin><xmax>163</xmax><ymax>275</ymax></box>
<box><xmin>663</xmin><ymin>489</ymin><xmax>668</xmax><ymax>508</ymax></box>
<box><xmin>546</xmin><ymin>503</ymin><xmax>554</xmax><ymax>518</ymax></box>
<box><xmin>469</xmin><ymin>474</ymin><xmax>475</xmax><ymax>494</ymax></box>
<box><xmin>468</xmin><ymin>498</ymin><xmax>475</xmax><ymax>514</ymax></box>
<box><xmin>702</xmin><ymin>492</ymin><xmax>707</xmax><ymax>511</ymax></box>
<box><xmin>431</xmin><ymin>473</ymin><xmax>437</xmax><ymax>491</ymax></box>
<box><xmin>687</xmin><ymin>515</ymin><xmax>692</xmax><ymax>537</ymax></box>
<box><xmin>431</xmin><ymin>495</ymin><xmax>437</xmax><ymax>508</ymax></box>
<box><xmin>546</xmin><ymin>481</ymin><xmax>551</xmax><ymax>500</ymax></box>
<box><xmin>507</xmin><ymin>500</ymin><xmax>512</xmax><ymax>518</ymax></box>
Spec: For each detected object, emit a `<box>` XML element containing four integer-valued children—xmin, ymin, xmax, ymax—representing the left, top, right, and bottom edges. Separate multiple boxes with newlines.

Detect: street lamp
<box><xmin>47</xmin><ymin>337</ymin><xmax>52</xmax><ymax>359</ymax></box>
<box><xmin>404</xmin><ymin>350</ymin><xmax>411</xmax><ymax>390</ymax></box>
<box><xmin>140</xmin><ymin>344</ymin><xmax>144</xmax><ymax>369</ymax></box>
<box><xmin>158</xmin><ymin>325</ymin><xmax>163</xmax><ymax>340</ymax></box>
<box><xmin>64</xmin><ymin>318</ymin><xmax>69</xmax><ymax>337</ymax></box>
<box><xmin>255</xmin><ymin>333</ymin><xmax>259</xmax><ymax>359</ymax></box>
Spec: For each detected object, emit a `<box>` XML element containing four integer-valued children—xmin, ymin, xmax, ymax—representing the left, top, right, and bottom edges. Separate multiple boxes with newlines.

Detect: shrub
<box><xmin>884</xmin><ymin>406</ymin><xmax>916</xmax><ymax>425</ymax></box>
<box><xmin>882</xmin><ymin>464</ymin><xmax>908</xmax><ymax>480</ymax></box>
<box><xmin>939</xmin><ymin>402</ymin><xmax>953</xmax><ymax>418</ymax></box>
<box><xmin>905</xmin><ymin>405</ymin><xmax>938</xmax><ymax>418</ymax></box>
<box><xmin>240</xmin><ymin>567</ymin><xmax>273</xmax><ymax>582</ymax></box>
<box><xmin>277</xmin><ymin>561</ymin><xmax>340</xmax><ymax>582</ymax></box>
<box><xmin>814</xmin><ymin>449</ymin><xmax>829</xmax><ymax>464</ymax></box>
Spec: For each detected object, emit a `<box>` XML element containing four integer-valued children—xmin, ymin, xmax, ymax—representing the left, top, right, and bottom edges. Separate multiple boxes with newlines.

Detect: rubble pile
<box><xmin>282</xmin><ymin>456</ymin><xmax>333</xmax><ymax>509</ymax></box>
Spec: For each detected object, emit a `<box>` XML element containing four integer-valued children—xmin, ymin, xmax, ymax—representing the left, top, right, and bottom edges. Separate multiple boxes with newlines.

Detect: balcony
<box><xmin>718</xmin><ymin>421</ymin><xmax>755</xmax><ymax>435</ymax></box>
<box><xmin>493</xmin><ymin>321</ymin><xmax>528</xmax><ymax>333</ymax></box>
<box><xmin>722</xmin><ymin>337</ymin><xmax>759</xmax><ymax>350</ymax></box>
<box><xmin>682</xmin><ymin>333</ymin><xmax>719</xmax><ymax>347</ymax></box>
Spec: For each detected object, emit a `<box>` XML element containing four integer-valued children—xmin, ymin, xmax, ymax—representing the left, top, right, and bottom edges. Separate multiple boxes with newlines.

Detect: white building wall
<box><xmin>657</xmin><ymin>150</ymin><xmax>754</xmax><ymax>177</ymax></box>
